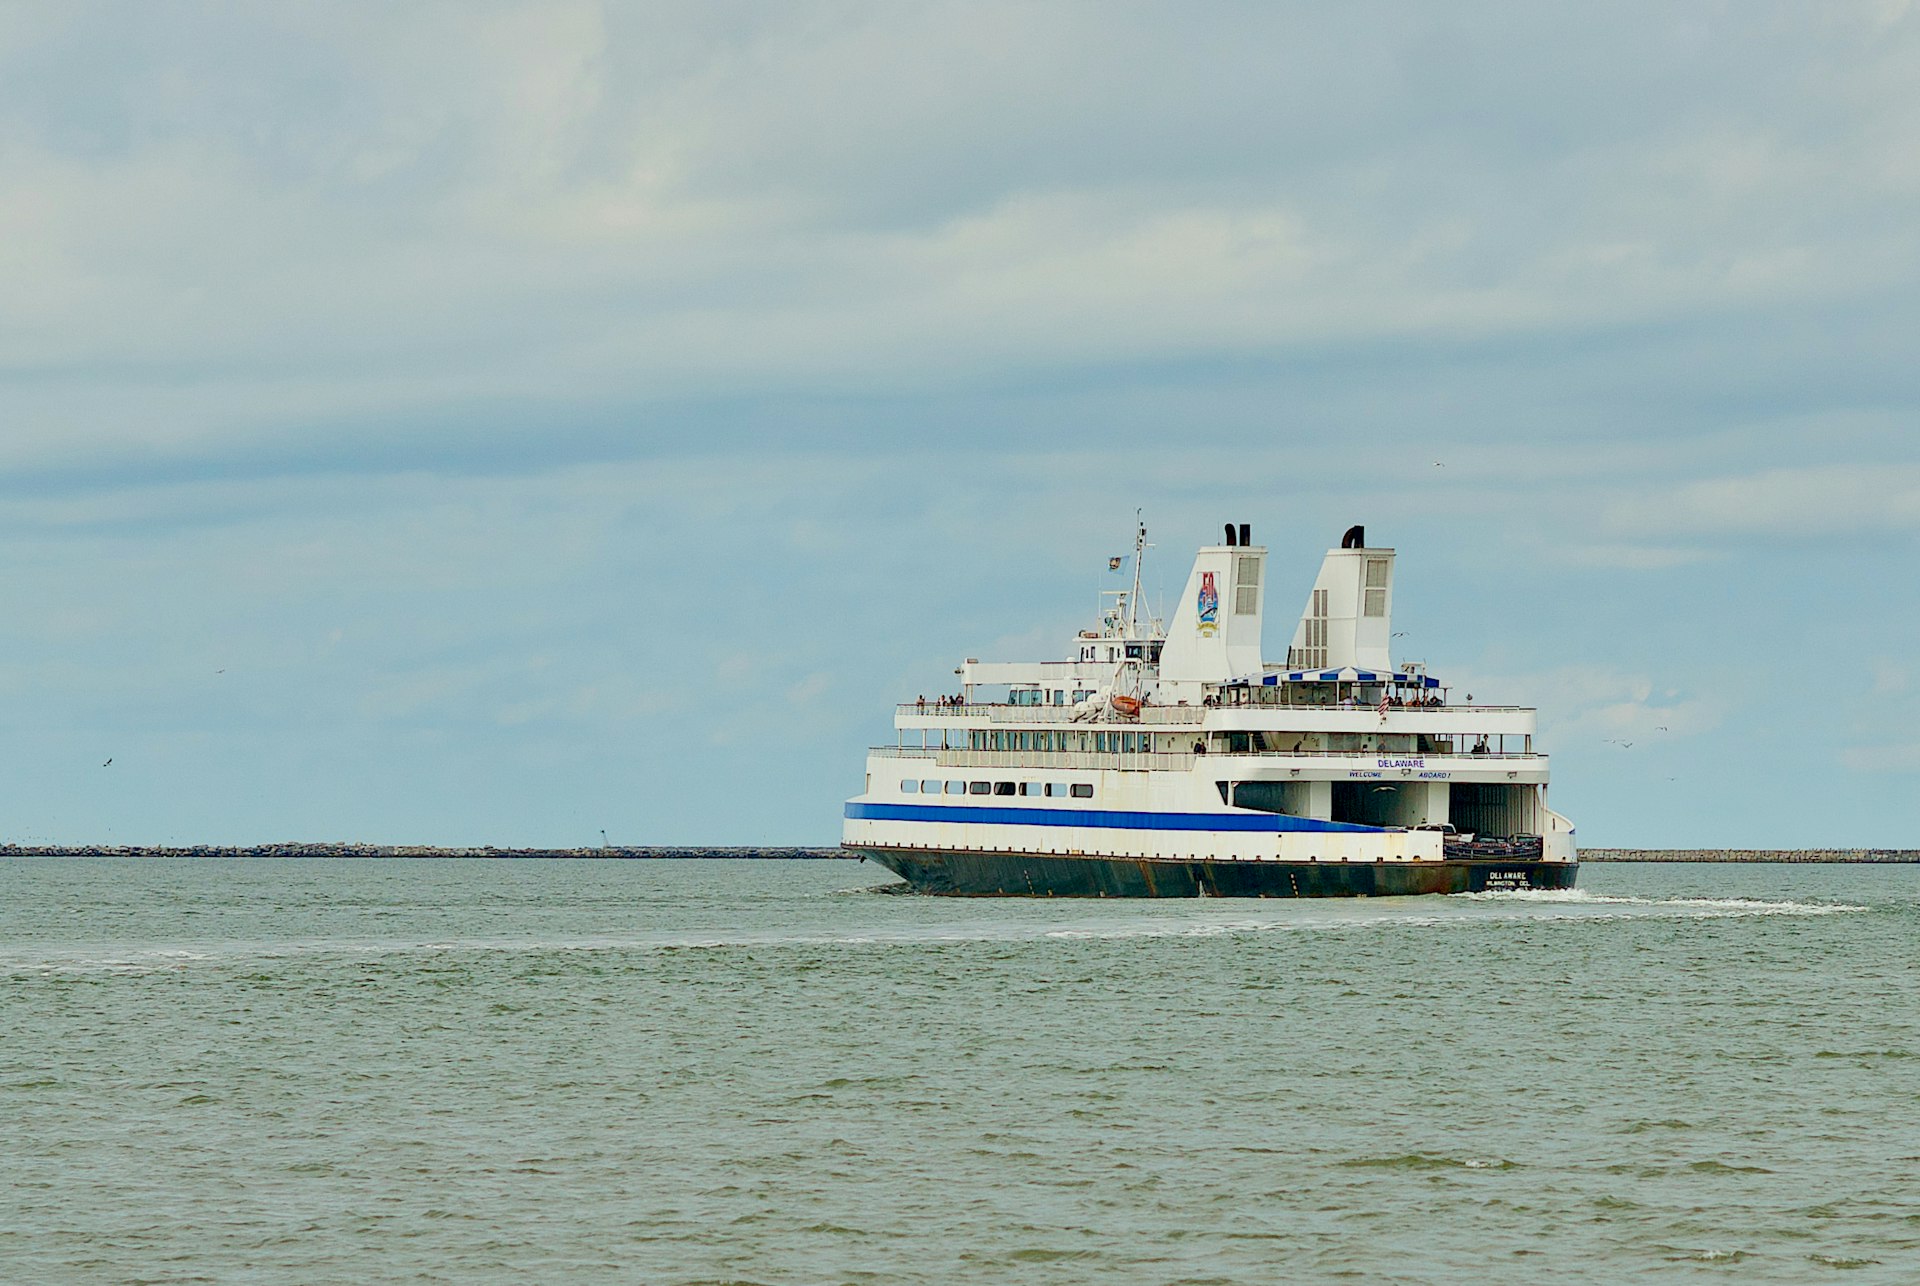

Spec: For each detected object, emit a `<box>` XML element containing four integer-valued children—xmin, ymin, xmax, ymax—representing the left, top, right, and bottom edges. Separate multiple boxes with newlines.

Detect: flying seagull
<box><xmin>101</xmin><ymin>758</ymin><xmax>112</xmax><ymax>767</ymax></box>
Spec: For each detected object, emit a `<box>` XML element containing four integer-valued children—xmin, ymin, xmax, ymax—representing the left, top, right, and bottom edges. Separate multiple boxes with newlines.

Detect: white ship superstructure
<box><xmin>843</xmin><ymin>522</ymin><xmax>1577</xmax><ymax>897</ymax></box>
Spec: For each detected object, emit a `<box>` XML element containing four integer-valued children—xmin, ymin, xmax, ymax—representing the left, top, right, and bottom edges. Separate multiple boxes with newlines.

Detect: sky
<box><xmin>1</xmin><ymin>1</ymin><xmax>1917</xmax><ymax>848</ymax></box>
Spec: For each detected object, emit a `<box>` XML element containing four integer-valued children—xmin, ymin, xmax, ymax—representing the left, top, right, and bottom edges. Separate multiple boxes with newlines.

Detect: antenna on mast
<box><xmin>1127</xmin><ymin>511</ymin><xmax>1147</xmax><ymax>638</ymax></box>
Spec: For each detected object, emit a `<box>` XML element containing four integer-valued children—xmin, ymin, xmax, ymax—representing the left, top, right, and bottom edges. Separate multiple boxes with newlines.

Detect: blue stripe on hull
<box><xmin>844</xmin><ymin>802</ymin><xmax>1385</xmax><ymax>833</ymax></box>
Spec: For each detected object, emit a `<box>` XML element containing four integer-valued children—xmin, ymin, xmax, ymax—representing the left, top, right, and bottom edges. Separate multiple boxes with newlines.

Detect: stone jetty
<box><xmin>5</xmin><ymin>844</ymin><xmax>1914</xmax><ymax>862</ymax></box>
<box><xmin>0</xmin><ymin>843</ymin><xmax>845</xmax><ymax>860</ymax></box>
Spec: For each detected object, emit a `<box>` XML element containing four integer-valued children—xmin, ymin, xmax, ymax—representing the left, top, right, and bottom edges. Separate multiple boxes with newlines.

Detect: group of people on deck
<box><xmin>1333</xmin><ymin>690</ymin><xmax>1445</xmax><ymax>708</ymax></box>
<box><xmin>915</xmin><ymin>695</ymin><xmax>965</xmax><ymax>711</ymax></box>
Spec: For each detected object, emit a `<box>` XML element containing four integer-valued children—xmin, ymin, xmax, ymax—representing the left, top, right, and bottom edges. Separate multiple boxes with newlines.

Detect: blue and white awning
<box><xmin>1227</xmin><ymin>668</ymin><xmax>1440</xmax><ymax>689</ymax></box>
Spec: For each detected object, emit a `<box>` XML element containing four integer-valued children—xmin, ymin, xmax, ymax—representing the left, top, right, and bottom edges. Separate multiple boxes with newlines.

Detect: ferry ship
<box><xmin>842</xmin><ymin>521</ymin><xmax>1578</xmax><ymax>897</ymax></box>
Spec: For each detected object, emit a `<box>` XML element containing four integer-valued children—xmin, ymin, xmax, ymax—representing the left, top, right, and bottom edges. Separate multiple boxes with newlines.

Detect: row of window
<box><xmin>1074</xmin><ymin>642</ymin><xmax>1165</xmax><ymax>664</ymax></box>
<box><xmin>903</xmin><ymin>779</ymin><xmax>1095</xmax><ymax>799</ymax></box>
<box><xmin>969</xmin><ymin>729</ymin><xmax>1158</xmax><ymax>753</ymax></box>
<box><xmin>1007</xmin><ymin>688</ymin><xmax>1097</xmax><ymax>707</ymax></box>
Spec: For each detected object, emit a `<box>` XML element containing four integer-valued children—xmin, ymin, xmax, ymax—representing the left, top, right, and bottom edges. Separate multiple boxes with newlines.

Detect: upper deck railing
<box><xmin>870</xmin><ymin>746</ymin><xmax>1547</xmax><ymax>771</ymax></box>
<box><xmin>899</xmin><ymin>701</ymin><xmax>1207</xmax><ymax>724</ymax></box>
<box><xmin>897</xmin><ymin>701</ymin><xmax>1531</xmax><ymax>724</ymax></box>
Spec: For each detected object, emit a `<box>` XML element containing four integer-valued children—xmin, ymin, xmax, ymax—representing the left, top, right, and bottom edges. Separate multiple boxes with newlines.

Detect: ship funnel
<box><xmin>1157</xmin><ymin>530</ymin><xmax>1268</xmax><ymax>694</ymax></box>
<box><xmin>1288</xmin><ymin>529</ymin><xmax>1394</xmax><ymax>672</ymax></box>
<box><xmin>1239</xmin><ymin>522</ymin><xmax>1251</xmax><ymax>546</ymax></box>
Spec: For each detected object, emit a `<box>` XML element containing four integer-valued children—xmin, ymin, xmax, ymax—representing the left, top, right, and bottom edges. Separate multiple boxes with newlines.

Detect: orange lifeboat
<box><xmin>1110</xmin><ymin>694</ymin><xmax>1143</xmax><ymax>717</ymax></box>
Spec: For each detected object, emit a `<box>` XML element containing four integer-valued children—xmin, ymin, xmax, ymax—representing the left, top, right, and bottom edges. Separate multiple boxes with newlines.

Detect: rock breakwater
<box><xmin>0</xmin><ymin>843</ymin><xmax>846</xmax><ymax>860</ymax></box>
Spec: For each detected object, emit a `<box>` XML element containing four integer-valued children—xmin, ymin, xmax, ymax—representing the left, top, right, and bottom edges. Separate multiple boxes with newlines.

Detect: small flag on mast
<box><xmin>1108</xmin><ymin>556</ymin><xmax>1123</xmax><ymax>571</ymax></box>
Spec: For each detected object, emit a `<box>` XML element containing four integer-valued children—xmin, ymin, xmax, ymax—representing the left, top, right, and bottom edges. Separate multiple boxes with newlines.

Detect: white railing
<box><xmin>897</xmin><ymin>702</ymin><xmax>1208</xmax><ymax>725</ymax></box>
<box><xmin>899</xmin><ymin>700</ymin><xmax>1529</xmax><ymax>722</ymax></box>
<box><xmin>871</xmin><ymin>746</ymin><xmax>1548</xmax><ymax>769</ymax></box>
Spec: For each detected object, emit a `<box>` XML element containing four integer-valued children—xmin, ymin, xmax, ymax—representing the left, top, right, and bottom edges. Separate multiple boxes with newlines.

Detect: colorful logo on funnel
<box><xmin>1197</xmin><ymin>571</ymin><xmax>1219</xmax><ymax>636</ymax></box>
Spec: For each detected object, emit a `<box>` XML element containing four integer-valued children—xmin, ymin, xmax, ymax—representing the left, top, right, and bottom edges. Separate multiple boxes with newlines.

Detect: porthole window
<box><xmin>969</xmin><ymin>781</ymin><xmax>992</xmax><ymax>795</ymax></box>
<box><xmin>901</xmin><ymin>780</ymin><xmax>918</xmax><ymax>794</ymax></box>
<box><xmin>993</xmin><ymin>781</ymin><xmax>1016</xmax><ymax>796</ymax></box>
<box><xmin>1071</xmin><ymin>783</ymin><xmax>1094</xmax><ymax>799</ymax></box>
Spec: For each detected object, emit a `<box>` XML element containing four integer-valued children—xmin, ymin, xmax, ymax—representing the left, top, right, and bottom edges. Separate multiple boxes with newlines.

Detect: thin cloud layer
<box><xmin>4</xmin><ymin>3</ymin><xmax>1919</xmax><ymax>473</ymax></box>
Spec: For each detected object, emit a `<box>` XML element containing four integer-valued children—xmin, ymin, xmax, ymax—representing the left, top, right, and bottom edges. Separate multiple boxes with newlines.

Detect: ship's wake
<box><xmin>3</xmin><ymin>888</ymin><xmax>1868</xmax><ymax>974</ymax></box>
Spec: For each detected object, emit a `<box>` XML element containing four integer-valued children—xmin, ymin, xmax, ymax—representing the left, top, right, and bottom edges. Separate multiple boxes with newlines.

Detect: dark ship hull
<box><xmin>852</xmin><ymin>846</ymin><xmax>1578</xmax><ymax>898</ymax></box>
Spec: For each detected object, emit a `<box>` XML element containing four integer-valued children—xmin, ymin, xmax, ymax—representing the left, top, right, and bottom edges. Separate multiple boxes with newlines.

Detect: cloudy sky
<box><xmin>2</xmin><ymin>2</ymin><xmax>1916</xmax><ymax>847</ymax></box>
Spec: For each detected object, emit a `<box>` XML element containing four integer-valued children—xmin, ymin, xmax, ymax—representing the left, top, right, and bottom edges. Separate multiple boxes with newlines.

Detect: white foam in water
<box><xmin>1020</xmin><ymin>888</ymin><xmax>1869</xmax><ymax>943</ymax></box>
<box><xmin>1459</xmin><ymin>888</ymin><xmax>1866</xmax><ymax>915</ymax></box>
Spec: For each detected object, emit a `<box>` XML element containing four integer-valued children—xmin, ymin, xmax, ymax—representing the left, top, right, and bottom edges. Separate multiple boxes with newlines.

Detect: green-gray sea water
<box><xmin>4</xmin><ymin>858</ymin><xmax>1916</xmax><ymax>1284</ymax></box>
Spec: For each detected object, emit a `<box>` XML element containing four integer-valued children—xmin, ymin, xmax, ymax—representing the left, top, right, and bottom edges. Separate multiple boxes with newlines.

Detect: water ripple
<box><xmin>3</xmin><ymin>857</ymin><xmax>1916</xmax><ymax>1285</ymax></box>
